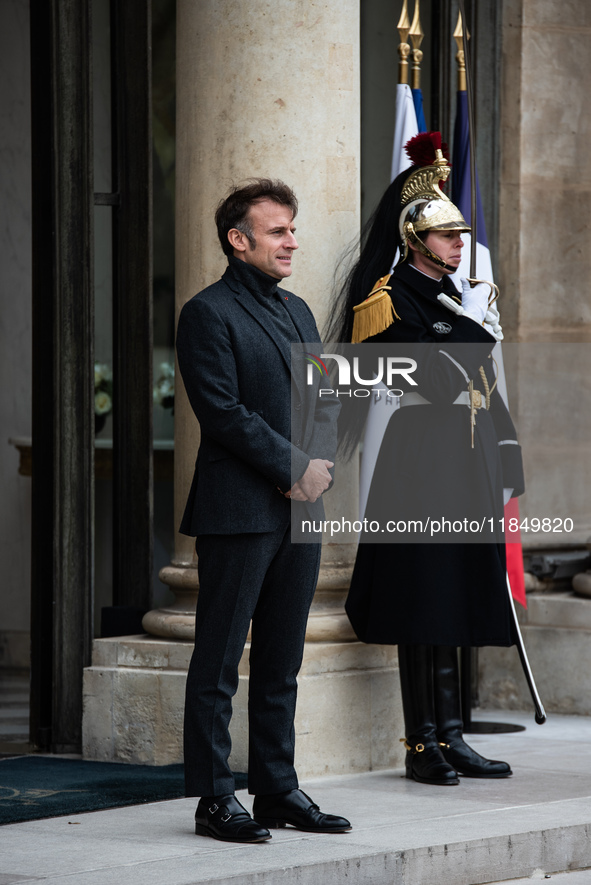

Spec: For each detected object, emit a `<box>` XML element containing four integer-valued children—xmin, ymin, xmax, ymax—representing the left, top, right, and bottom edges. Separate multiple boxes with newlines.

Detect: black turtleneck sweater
<box><xmin>227</xmin><ymin>255</ymin><xmax>302</xmax><ymax>345</ymax></box>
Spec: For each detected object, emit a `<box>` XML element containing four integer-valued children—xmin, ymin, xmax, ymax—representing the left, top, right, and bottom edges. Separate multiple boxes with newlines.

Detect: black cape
<box><xmin>345</xmin><ymin>263</ymin><xmax>524</xmax><ymax>647</ymax></box>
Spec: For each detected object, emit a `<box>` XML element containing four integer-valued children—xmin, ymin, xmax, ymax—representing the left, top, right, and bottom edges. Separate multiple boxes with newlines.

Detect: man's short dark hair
<box><xmin>215</xmin><ymin>178</ymin><xmax>298</xmax><ymax>257</ymax></box>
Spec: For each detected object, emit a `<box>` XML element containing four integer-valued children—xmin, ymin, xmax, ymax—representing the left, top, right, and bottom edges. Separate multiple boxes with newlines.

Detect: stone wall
<box><xmin>499</xmin><ymin>0</ymin><xmax>591</xmax><ymax>548</ymax></box>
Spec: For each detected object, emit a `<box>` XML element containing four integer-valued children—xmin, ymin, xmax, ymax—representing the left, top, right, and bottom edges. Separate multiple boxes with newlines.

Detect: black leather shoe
<box><xmin>440</xmin><ymin>736</ymin><xmax>512</xmax><ymax>778</ymax></box>
<box><xmin>403</xmin><ymin>738</ymin><xmax>460</xmax><ymax>786</ymax></box>
<box><xmin>253</xmin><ymin>789</ymin><xmax>351</xmax><ymax>833</ymax></box>
<box><xmin>195</xmin><ymin>794</ymin><xmax>271</xmax><ymax>843</ymax></box>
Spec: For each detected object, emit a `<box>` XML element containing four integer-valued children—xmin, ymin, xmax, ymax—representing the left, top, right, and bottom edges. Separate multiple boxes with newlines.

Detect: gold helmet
<box><xmin>351</xmin><ymin>133</ymin><xmax>470</xmax><ymax>343</ymax></box>
<box><xmin>398</xmin><ymin>133</ymin><xmax>470</xmax><ymax>272</ymax></box>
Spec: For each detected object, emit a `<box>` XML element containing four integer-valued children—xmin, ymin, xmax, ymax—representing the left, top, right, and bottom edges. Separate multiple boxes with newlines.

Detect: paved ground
<box><xmin>496</xmin><ymin>874</ymin><xmax>591</xmax><ymax>884</ymax></box>
<box><xmin>1</xmin><ymin>711</ymin><xmax>591</xmax><ymax>885</ymax></box>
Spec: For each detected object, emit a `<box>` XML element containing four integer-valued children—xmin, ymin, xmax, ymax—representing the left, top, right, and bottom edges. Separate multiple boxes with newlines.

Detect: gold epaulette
<box><xmin>351</xmin><ymin>274</ymin><xmax>400</xmax><ymax>343</ymax></box>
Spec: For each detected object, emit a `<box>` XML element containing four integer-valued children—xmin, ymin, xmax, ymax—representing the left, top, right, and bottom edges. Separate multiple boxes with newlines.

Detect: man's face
<box><xmin>231</xmin><ymin>199</ymin><xmax>298</xmax><ymax>279</ymax></box>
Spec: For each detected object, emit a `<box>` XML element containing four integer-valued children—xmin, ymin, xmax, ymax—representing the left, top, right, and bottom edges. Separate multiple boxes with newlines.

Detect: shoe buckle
<box><xmin>439</xmin><ymin>741</ymin><xmax>450</xmax><ymax>749</ymax></box>
<box><xmin>400</xmin><ymin>738</ymin><xmax>424</xmax><ymax>754</ymax></box>
<box><xmin>208</xmin><ymin>803</ymin><xmax>219</xmax><ymax>814</ymax></box>
<box><xmin>220</xmin><ymin>812</ymin><xmax>232</xmax><ymax>823</ymax></box>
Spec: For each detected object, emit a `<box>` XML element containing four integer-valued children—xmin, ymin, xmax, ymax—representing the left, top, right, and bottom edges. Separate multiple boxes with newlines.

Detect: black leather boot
<box><xmin>398</xmin><ymin>644</ymin><xmax>459</xmax><ymax>786</ymax></box>
<box><xmin>433</xmin><ymin>645</ymin><xmax>512</xmax><ymax>779</ymax></box>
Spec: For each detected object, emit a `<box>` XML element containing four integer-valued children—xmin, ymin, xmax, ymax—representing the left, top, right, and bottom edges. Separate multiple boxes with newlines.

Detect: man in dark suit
<box><xmin>176</xmin><ymin>179</ymin><xmax>349</xmax><ymax>843</ymax></box>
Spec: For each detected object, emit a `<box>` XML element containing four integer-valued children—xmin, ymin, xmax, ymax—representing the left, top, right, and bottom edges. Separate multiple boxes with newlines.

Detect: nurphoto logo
<box><xmin>305</xmin><ymin>352</ymin><xmax>418</xmax><ymax>398</ymax></box>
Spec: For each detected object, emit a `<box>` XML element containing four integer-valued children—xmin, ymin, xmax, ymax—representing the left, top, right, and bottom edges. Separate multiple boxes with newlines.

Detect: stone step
<box><xmin>0</xmin><ymin>722</ymin><xmax>29</xmax><ymax>739</ymax></box>
<box><xmin>2</xmin><ymin>712</ymin><xmax>591</xmax><ymax>884</ymax></box>
<box><xmin>0</xmin><ymin>671</ymin><xmax>30</xmax><ymax>713</ymax></box>
<box><xmin>0</xmin><ymin>705</ymin><xmax>29</xmax><ymax>718</ymax></box>
<box><xmin>490</xmin><ymin>873</ymin><xmax>591</xmax><ymax>884</ymax></box>
<box><xmin>83</xmin><ymin>635</ymin><xmax>402</xmax><ymax>774</ymax></box>
<box><xmin>0</xmin><ymin>694</ymin><xmax>30</xmax><ymax>705</ymax></box>
<box><xmin>0</xmin><ymin>671</ymin><xmax>30</xmax><ymax>687</ymax></box>
<box><xmin>519</xmin><ymin>591</ymin><xmax>591</xmax><ymax>631</ymax></box>
<box><xmin>0</xmin><ymin>738</ymin><xmax>34</xmax><ymax>755</ymax></box>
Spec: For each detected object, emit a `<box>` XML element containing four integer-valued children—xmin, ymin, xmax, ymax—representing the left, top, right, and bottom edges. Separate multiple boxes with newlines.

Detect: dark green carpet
<box><xmin>0</xmin><ymin>756</ymin><xmax>247</xmax><ymax>825</ymax></box>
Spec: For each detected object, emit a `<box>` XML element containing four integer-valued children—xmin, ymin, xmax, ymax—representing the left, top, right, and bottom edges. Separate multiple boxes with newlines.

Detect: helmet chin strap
<box><xmin>403</xmin><ymin>223</ymin><xmax>457</xmax><ymax>274</ymax></box>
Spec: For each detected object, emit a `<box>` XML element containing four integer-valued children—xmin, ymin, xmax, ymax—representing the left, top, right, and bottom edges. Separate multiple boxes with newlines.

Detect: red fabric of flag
<box><xmin>505</xmin><ymin>496</ymin><xmax>527</xmax><ymax>607</ymax></box>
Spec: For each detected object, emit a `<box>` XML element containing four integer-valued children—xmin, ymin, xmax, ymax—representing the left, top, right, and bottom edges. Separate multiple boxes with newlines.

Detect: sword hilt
<box><xmin>466</xmin><ymin>277</ymin><xmax>500</xmax><ymax>307</ymax></box>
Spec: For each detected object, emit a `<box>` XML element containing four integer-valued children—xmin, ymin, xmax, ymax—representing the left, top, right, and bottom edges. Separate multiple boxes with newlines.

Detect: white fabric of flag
<box><xmin>391</xmin><ymin>84</ymin><xmax>419</xmax><ymax>179</ymax></box>
<box><xmin>359</xmin><ymin>86</ymin><xmax>419</xmax><ymax>522</ymax></box>
<box><xmin>450</xmin><ymin>238</ymin><xmax>508</xmax><ymax>401</ymax></box>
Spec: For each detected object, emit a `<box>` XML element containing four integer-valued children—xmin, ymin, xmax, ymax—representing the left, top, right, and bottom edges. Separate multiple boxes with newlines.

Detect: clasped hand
<box><xmin>287</xmin><ymin>458</ymin><xmax>334</xmax><ymax>503</ymax></box>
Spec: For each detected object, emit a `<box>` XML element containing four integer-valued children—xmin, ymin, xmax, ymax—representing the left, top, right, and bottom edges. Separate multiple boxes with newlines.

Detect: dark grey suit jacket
<box><xmin>176</xmin><ymin>262</ymin><xmax>340</xmax><ymax>536</ymax></box>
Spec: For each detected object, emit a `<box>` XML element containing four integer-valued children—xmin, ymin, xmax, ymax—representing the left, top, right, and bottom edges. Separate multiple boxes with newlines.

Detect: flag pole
<box><xmin>454</xmin><ymin>5</ymin><xmax>478</xmax><ymax>732</ymax></box>
<box><xmin>409</xmin><ymin>0</ymin><xmax>424</xmax><ymax>91</ymax></box>
<box><xmin>397</xmin><ymin>0</ymin><xmax>411</xmax><ymax>85</ymax></box>
<box><xmin>458</xmin><ymin>0</ymin><xmax>477</xmax><ymax>278</ymax></box>
<box><xmin>456</xmin><ymin>3</ymin><xmax>477</xmax><ymax>733</ymax></box>
<box><xmin>453</xmin><ymin>12</ymin><xmax>467</xmax><ymax>92</ymax></box>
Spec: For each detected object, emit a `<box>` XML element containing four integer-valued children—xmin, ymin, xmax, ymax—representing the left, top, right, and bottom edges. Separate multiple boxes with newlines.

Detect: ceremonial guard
<box><xmin>328</xmin><ymin>133</ymin><xmax>525</xmax><ymax>786</ymax></box>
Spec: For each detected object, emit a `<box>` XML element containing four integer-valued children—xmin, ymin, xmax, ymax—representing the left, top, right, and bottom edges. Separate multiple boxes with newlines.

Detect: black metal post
<box><xmin>430</xmin><ymin>0</ymin><xmax>451</xmax><ymax>137</ymax></box>
<box><xmin>110</xmin><ymin>0</ymin><xmax>154</xmax><ymax>614</ymax></box>
<box><xmin>30</xmin><ymin>0</ymin><xmax>94</xmax><ymax>753</ymax></box>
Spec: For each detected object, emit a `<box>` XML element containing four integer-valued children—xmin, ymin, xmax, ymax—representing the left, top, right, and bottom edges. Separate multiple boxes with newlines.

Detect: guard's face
<box><xmin>236</xmin><ymin>199</ymin><xmax>298</xmax><ymax>279</ymax></box>
<box><xmin>423</xmin><ymin>230</ymin><xmax>464</xmax><ymax>273</ymax></box>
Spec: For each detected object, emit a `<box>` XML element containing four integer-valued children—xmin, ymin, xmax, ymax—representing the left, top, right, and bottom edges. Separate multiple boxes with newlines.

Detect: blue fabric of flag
<box><xmin>452</xmin><ymin>90</ymin><xmax>488</xmax><ymax>248</ymax></box>
<box><xmin>412</xmin><ymin>88</ymin><xmax>427</xmax><ymax>133</ymax></box>
<box><xmin>451</xmin><ymin>91</ymin><xmax>526</xmax><ymax>608</ymax></box>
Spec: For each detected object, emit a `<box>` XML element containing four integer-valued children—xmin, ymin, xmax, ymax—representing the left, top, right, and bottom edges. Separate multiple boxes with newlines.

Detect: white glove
<box><xmin>437</xmin><ymin>278</ymin><xmax>490</xmax><ymax>325</ymax></box>
<box><xmin>459</xmin><ymin>278</ymin><xmax>490</xmax><ymax>324</ymax></box>
<box><xmin>484</xmin><ymin>302</ymin><xmax>504</xmax><ymax>341</ymax></box>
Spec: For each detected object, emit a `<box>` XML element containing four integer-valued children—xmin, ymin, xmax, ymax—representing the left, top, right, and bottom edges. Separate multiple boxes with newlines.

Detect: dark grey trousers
<box><xmin>183</xmin><ymin>522</ymin><xmax>321</xmax><ymax>797</ymax></box>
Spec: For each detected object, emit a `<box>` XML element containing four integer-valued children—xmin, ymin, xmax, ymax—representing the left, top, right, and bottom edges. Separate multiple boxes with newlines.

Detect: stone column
<box><xmin>477</xmin><ymin>1</ymin><xmax>591</xmax><ymax>702</ymax></box>
<box><xmin>144</xmin><ymin>0</ymin><xmax>363</xmax><ymax>642</ymax></box>
<box><xmin>136</xmin><ymin>0</ymin><xmax>403</xmax><ymax>773</ymax></box>
<box><xmin>497</xmin><ymin>0</ymin><xmax>591</xmax><ymax>548</ymax></box>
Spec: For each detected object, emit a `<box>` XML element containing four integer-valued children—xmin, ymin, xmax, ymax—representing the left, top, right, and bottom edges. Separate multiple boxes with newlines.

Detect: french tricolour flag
<box><xmin>359</xmin><ymin>86</ymin><xmax>421</xmax><ymax>524</ymax></box>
